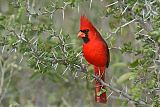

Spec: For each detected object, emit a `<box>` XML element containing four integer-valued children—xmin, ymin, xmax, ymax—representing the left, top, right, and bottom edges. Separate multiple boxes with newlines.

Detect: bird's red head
<box><xmin>78</xmin><ymin>16</ymin><xmax>95</xmax><ymax>42</ymax></box>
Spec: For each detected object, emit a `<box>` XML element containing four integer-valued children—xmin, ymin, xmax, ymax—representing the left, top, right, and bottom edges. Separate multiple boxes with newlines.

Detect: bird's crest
<box><xmin>80</xmin><ymin>15</ymin><xmax>94</xmax><ymax>30</ymax></box>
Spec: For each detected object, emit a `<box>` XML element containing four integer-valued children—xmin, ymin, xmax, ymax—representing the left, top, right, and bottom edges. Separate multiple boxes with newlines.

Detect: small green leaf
<box><xmin>130</xmin><ymin>59</ymin><xmax>139</xmax><ymax>68</ymax></box>
<box><xmin>112</xmin><ymin>62</ymin><xmax>127</xmax><ymax>68</ymax></box>
<box><xmin>0</xmin><ymin>24</ymin><xmax>5</xmax><ymax>30</ymax></box>
<box><xmin>117</xmin><ymin>72</ymin><xmax>136</xmax><ymax>84</ymax></box>
<box><xmin>97</xmin><ymin>91</ymin><xmax>102</xmax><ymax>96</ymax></box>
<box><xmin>0</xmin><ymin>15</ymin><xmax>6</xmax><ymax>21</ymax></box>
<box><xmin>158</xmin><ymin>37</ymin><xmax>160</xmax><ymax>43</ymax></box>
<box><xmin>97</xmin><ymin>88</ymin><xmax>106</xmax><ymax>96</ymax></box>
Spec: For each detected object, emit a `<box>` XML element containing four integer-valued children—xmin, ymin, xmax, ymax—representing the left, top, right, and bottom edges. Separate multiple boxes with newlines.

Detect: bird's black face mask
<box><xmin>78</xmin><ymin>29</ymin><xmax>89</xmax><ymax>43</ymax></box>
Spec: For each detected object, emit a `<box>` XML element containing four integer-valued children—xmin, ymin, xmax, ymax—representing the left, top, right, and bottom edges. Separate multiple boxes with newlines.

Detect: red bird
<box><xmin>78</xmin><ymin>16</ymin><xmax>110</xmax><ymax>103</ymax></box>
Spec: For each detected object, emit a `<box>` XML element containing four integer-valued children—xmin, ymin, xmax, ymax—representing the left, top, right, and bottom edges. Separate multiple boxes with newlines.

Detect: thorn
<box><xmin>78</xmin><ymin>3</ymin><xmax>79</xmax><ymax>13</ymax></box>
<box><xmin>2</xmin><ymin>45</ymin><xmax>5</xmax><ymax>54</ymax></box>
<box><xmin>62</xmin><ymin>10</ymin><xmax>64</xmax><ymax>21</ymax></box>
<box><xmin>62</xmin><ymin>65</ymin><xmax>70</xmax><ymax>75</ymax></box>
<box><xmin>74</xmin><ymin>72</ymin><xmax>78</xmax><ymax>79</ymax></box>
<box><xmin>53</xmin><ymin>63</ymin><xmax>58</xmax><ymax>71</ymax></box>
<box><xmin>105</xmin><ymin>1</ymin><xmax>118</xmax><ymax>8</ymax></box>
<box><xmin>90</xmin><ymin>0</ymin><xmax>93</xmax><ymax>9</ymax></box>
<box><xmin>107</xmin><ymin>91</ymin><xmax>113</xmax><ymax>99</ymax></box>
<box><xmin>19</xmin><ymin>56</ymin><xmax>23</xmax><ymax>64</ymax></box>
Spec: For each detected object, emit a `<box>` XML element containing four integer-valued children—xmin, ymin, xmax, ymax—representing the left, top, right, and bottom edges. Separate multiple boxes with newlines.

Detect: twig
<box><xmin>105</xmin><ymin>1</ymin><xmax>118</xmax><ymax>8</ymax></box>
<box><xmin>107</xmin><ymin>19</ymin><xmax>137</xmax><ymax>39</ymax></box>
<box><xmin>0</xmin><ymin>67</ymin><xmax>5</xmax><ymax>98</ymax></box>
<box><xmin>122</xmin><ymin>6</ymin><xmax>128</xmax><ymax>15</ymax></box>
<box><xmin>137</xmin><ymin>33</ymin><xmax>156</xmax><ymax>43</ymax></box>
<box><xmin>109</xmin><ymin>47</ymin><xmax>121</xmax><ymax>51</ymax></box>
<box><xmin>62</xmin><ymin>97</ymin><xmax>71</xmax><ymax>107</ymax></box>
<box><xmin>114</xmin><ymin>19</ymin><xmax>137</xmax><ymax>33</ymax></box>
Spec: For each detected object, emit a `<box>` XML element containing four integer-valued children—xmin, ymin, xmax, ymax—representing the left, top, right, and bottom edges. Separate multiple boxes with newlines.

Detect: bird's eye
<box><xmin>80</xmin><ymin>29</ymin><xmax>89</xmax><ymax>34</ymax></box>
<box><xmin>85</xmin><ymin>29</ymin><xmax>89</xmax><ymax>32</ymax></box>
<box><xmin>84</xmin><ymin>29</ymin><xmax>89</xmax><ymax>33</ymax></box>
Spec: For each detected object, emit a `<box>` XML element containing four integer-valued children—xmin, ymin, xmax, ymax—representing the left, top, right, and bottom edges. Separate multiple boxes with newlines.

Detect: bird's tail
<box><xmin>94</xmin><ymin>66</ymin><xmax>107</xmax><ymax>103</ymax></box>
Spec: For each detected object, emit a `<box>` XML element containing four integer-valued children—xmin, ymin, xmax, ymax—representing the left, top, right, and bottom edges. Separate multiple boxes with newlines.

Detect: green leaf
<box><xmin>97</xmin><ymin>88</ymin><xmax>106</xmax><ymax>96</ymax></box>
<box><xmin>158</xmin><ymin>37</ymin><xmax>160</xmax><ymax>43</ymax></box>
<box><xmin>130</xmin><ymin>59</ymin><xmax>139</xmax><ymax>68</ymax></box>
<box><xmin>0</xmin><ymin>24</ymin><xmax>5</xmax><ymax>30</ymax></box>
<box><xmin>117</xmin><ymin>72</ymin><xmax>136</xmax><ymax>84</ymax></box>
<box><xmin>129</xmin><ymin>85</ymin><xmax>142</xmax><ymax>101</ymax></box>
<box><xmin>112</xmin><ymin>62</ymin><xmax>127</xmax><ymax>68</ymax></box>
<box><xmin>0</xmin><ymin>15</ymin><xmax>6</xmax><ymax>21</ymax></box>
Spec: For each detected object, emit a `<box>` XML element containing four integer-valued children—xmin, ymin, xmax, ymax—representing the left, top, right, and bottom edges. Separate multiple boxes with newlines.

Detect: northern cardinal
<box><xmin>78</xmin><ymin>16</ymin><xmax>110</xmax><ymax>103</ymax></box>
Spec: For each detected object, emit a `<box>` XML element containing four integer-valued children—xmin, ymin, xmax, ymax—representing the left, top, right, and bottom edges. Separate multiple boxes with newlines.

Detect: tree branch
<box><xmin>91</xmin><ymin>74</ymin><xmax>149</xmax><ymax>106</ymax></box>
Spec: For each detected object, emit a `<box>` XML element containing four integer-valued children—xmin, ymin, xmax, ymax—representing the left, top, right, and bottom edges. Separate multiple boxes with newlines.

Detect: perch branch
<box><xmin>91</xmin><ymin>74</ymin><xmax>149</xmax><ymax>106</ymax></box>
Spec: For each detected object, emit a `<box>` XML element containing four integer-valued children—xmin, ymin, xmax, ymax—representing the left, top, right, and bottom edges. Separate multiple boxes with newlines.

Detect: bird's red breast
<box><xmin>82</xmin><ymin>37</ymin><xmax>108</xmax><ymax>67</ymax></box>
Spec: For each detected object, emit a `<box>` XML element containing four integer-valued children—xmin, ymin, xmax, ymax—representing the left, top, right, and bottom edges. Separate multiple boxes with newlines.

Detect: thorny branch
<box><xmin>26</xmin><ymin>0</ymin><xmax>72</xmax><ymax>20</ymax></box>
<box><xmin>91</xmin><ymin>74</ymin><xmax>149</xmax><ymax>106</ymax></box>
<box><xmin>106</xmin><ymin>19</ymin><xmax>137</xmax><ymax>40</ymax></box>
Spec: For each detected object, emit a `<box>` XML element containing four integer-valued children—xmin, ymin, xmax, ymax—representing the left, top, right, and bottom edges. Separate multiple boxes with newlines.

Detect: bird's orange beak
<box><xmin>78</xmin><ymin>31</ymin><xmax>85</xmax><ymax>38</ymax></box>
